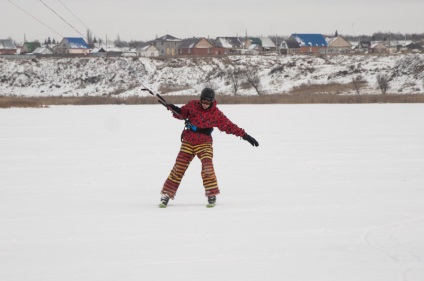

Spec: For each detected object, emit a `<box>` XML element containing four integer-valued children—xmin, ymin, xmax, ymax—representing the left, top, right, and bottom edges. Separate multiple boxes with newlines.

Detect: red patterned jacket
<box><xmin>173</xmin><ymin>100</ymin><xmax>246</xmax><ymax>145</ymax></box>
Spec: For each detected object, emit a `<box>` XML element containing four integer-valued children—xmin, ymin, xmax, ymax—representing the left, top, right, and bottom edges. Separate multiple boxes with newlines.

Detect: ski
<box><xmin>159</xmin><ymin>203</ymin><xmax>215</xmax><ymax>208</ymax></box>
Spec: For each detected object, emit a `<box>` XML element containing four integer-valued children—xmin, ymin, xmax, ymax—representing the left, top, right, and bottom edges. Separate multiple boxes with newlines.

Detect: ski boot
<box><xmin>206</xmin><ymin>196</ymin><xmax>216</xmax><ymax>208</ymax></box>
<box><xmin>159</xmin><ymin>194</ymin><xmax>170</xmax><ymax>208</ymax></box>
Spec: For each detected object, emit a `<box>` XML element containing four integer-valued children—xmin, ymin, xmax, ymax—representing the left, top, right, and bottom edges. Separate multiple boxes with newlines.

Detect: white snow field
<box><xmin>1</xmin><ymin>104</ymin><xmax>424</xmax><ymax>281</ymax></box>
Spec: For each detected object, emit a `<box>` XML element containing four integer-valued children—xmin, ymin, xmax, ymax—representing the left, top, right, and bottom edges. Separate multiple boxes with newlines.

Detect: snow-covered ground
<box><xmin>1</xmin><ymin>53</ymin><xmax>423</xmax><ymax>97</ymax></box>
<box><xmin>1</xmin><ymin>104</ymin><xmax>424</xmax><ymax>281</ymax></box>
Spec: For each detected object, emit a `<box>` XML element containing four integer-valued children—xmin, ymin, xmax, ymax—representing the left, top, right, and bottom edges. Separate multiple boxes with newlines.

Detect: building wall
<box><xmin>139</xmin><ymin>47</ymin><xmax>159</xmax><ymax>57</ymax></box>
<box><xmin>371</xmin><ymin>45</ymin><xmax>387</xmax><ymax>53</ymax></box>
<box><xmin>329</xmin><ymin>37</ymin><xmax>351</xmax><ymax>48</ymax></box>
<box><xmin>178</xmin><ymin>47</ymin><xmax>226</xmax><ymax>56</ymax></box>
<box><xmin>54</xmin><ymin>40</ymin><xmax>89</xmax><ymax>54</ymax></box>
<box><xmin>66</xmin><ymin>49</ymin><xmax>90</xmax><ymax>54</ymax></box>
<box><xmin>196</xmin><ymin>38</ymin><xmax>213</xmax><ymax>48</ymax></box>
<box><xmin>288</xmin><ymin>48</ymin><xmax>299</xmax><ymax>55</ymax></box>
<box><xmin>327</xmin><ymin>47</ymin><xmax>351</xmax><ymax>54</ymax></box>
<box><xmin>0</xmin><ymin>49</ymin><xmax>17</xmax><ymax>55</ymax></box>
<box><xmin>298</xmin><ymin>46</ymin><xmax>327</xmax><ymax>53</ymax></box>
<box><xmin>154</xmin><ymin>41</ymin><xmax>181</xmax><ymax>56</ymax></box>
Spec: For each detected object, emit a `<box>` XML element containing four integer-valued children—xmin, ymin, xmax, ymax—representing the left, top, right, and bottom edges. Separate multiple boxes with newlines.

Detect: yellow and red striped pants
<box><xmin>161</xmin><ymin>142</ymin><xmax>220</xmax><ymax>199</ymax></box>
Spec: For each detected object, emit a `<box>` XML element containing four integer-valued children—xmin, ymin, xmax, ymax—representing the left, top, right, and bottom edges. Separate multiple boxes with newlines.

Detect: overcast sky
<box><xmin>2</xmin><ymin>0</ymin><xmax>423</xmax><ymax>43</ymax></box>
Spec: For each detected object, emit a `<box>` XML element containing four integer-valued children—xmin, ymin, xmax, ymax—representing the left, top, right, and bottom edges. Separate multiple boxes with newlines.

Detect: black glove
<box><xmin>167</xmin><ymin>104</ymin><xmax>181</xmax><ymax>114</ymax></box>
<box><xmin>243</xmin><ymin>134</ymin><xmax>259</xmax><ymax>147</ymax></box>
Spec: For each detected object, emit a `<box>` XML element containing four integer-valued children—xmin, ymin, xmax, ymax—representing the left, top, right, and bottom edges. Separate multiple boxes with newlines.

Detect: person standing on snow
<box><xmin>159</xmin><ymin>87</ymin><xmax>259</xmax><ymax>208</ymax></box>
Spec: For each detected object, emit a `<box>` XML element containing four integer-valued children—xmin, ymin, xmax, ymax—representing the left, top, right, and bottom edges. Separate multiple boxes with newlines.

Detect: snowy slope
<box><xmin>1</xmin><ymin>54</ymin><xmax>423</xmax><ymax>97</ymax></box>
<box><xmin>1</xmin><ymin>104</ymin><xmax>424</xmax><ymax>281</ymax></box>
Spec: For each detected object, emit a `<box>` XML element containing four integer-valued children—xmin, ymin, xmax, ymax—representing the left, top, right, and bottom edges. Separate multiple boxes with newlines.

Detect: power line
<box><xmin>39</xmin><ymin>0</ymin><xmax>87</xmax><ymax>40</ymax></box>
<box><xmin>7</xmin><ymin>0</ymin><xmax>63</xmax><ymax>38</ymax></box>
<box><xmin>56</xmin><ymin>0</ymin><xmax>98</xmax><ymax>40</ymax></box>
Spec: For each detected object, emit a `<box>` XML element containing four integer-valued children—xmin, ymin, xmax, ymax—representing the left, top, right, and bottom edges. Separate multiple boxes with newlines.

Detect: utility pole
<box><xmin>275</xmin><ymin>34</ymin><xmax>277</xmax><ymax>53</ymax></box>
<box><xmin>244</xmin><ymin>29</ymin><xmax>247</xmax><ymax>50</ymax></box>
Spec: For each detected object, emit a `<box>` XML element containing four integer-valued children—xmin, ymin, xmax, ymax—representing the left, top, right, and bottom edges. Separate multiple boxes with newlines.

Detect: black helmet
<box><xmin>200</xmin><ymin>88</ymin><xmax>215</xmax><ymax>102</ymax></box>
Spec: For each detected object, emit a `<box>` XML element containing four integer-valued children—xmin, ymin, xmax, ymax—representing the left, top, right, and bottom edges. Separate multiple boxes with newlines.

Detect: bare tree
<box><xmin>352</xmin><ymin>77</ymin><xmax>360</xmax><ymax>95</ymax></box>
<box><xmin>245</xmin><ymin>68</ymin><xmax>262</xmax><ymax>95</ymax></box>
<box><xmin>86</xmin><ymin>29</ymin><xmax>94</xmax><ymax>48</ymax></box>
<box><xmin>227</xmin><ymin>69</ymin><xmax>241</xmax><ymax>96</ymax></box>
<box><xmin>376</xmin><ymin>74</ymin><xmax>390</xmax><ymax>94</ymax></box>
<box><xmin>351</xmin><ymin>76</ymin><xmax>368</xmax><ymax>95</ymax></box>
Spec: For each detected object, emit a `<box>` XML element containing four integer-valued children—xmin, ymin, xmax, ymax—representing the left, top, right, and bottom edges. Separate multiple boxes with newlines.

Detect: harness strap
<box><xmin>181</xmin><ymin>120</ymin><xmax>214</xmax><ymax>142</ymax></box>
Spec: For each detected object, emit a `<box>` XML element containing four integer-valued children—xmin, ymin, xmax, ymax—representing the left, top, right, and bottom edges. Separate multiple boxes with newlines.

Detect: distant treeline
<box><xmin>337</xmin><ymin>32</ymin><xmax>424</xmax><ymax>42</ymax></box>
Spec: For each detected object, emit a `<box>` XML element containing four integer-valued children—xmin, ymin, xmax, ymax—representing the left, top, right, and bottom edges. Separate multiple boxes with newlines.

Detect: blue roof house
<box><xmin>55</xmin><ymin>37</ymin><xmax>90</xmax><ymax>54</ymax></box>
<box><xmin>290</xmin><ymin>34</ymin><xmax>328</xmax><ymax>54</ymax></box>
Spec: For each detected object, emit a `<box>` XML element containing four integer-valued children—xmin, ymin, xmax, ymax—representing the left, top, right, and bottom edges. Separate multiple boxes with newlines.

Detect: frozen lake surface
<box><xmin>1</xmin><ymin>104</ymin><xmax>424</xmax><ymax>281</ymax></box>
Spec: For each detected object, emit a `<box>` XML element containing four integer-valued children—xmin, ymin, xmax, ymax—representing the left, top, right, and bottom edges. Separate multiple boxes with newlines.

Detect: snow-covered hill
<box><xmin>1</xmin><ymin>54</ymin><xmax>423</xmax><ymax>97</ymax></box>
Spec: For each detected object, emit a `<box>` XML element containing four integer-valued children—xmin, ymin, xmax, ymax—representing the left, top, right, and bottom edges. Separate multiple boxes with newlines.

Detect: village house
<box><xmin>273</xmin><ymin>37</ymin><xmax>285</xmax><ymax>53</ymax></box>
<box><xmin>244</xmin><ymin>37</ymin><xmax>261</xmax><ymax>48</ymax></box>
<box><xmin>259</xmin><ymin>37</ymin><xmax>277</xmax><ymax>52</ymax></box>
<box><xmin>178</xmin><ymin>37</ymin><xmax>225</xmax><ymax>56</ymax></box>
<box><xmin>279</xmin><ymin>39</ymin><xmax>300</xmax><ymax>55</ymax></box>
<box><xmin>32</xmin><ymin>46</ymin><xmax>53</xmax><ymax>55</ymax></box>
<box><xmin>370</xmin><ymin>42</ymin><xmax>387</xmax><ymax>53</ymax></box>
<box><xmin>214</xmin><ymin>37</ymin><xmax>243</xmax><ymax>54</ymax></box>
<box><xmin>356</xmin><ymin>40</ymin><xmax>372</xmax><ymax>53</ymax></box>
<box><xmin>104</xmin><ymin>47</ymin><xmax>124</xmax><ymax>56</ymax></box>
<box><xmin>90</xmin><ymin>43</ymin><xmax>127</xmax><ymax>57</ymax></box>
<box><xmin>54</xmin><ymin>37</ymin><xmax>90</xmax><ymax>55</ymax></box>
<box><xmin>326</xmin><ymin>36</ymin><xmax>352</xmax><ymax>54</ymax></box>
<box><xmin>404</xmin><ymin>42</ymin><xmax>423</xmax><ymax>52</ymax></box>
<box><xmin>0</xmin><ymin>39</ymin><xmax>17</xmax><ymax>55</ymax></box>
<box><xmin>243</xmin><ymin>37</ymin><xmax>277</xmax><ymax>53</ymax></box>
<box><xmin>90</xmin><ymin>47</ymin><xmax>107</xmax><ymax>57</ymax></box>
<box><xmin>152</xmin><ymin>34</ymin><xmax>181</xmax><ymax>56</ymax></box>
<box><xmin>290</xmin><ymin>34</ymin><xmax>328</xmax><ymax>54</ymax></box>
<box><xmin>136</xmin><ymin>44</ymin><xmax>159</xmax><ymax>57</ymax></box>
<box><xmin>243</xmin><ymin>38</ymin><xmax>262</xmax><ymax>54</ymax></box>
<box><xmin>21</xmin><ymin>41</ymin><xmax>41</xmax><ymax>54</ymax></box>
